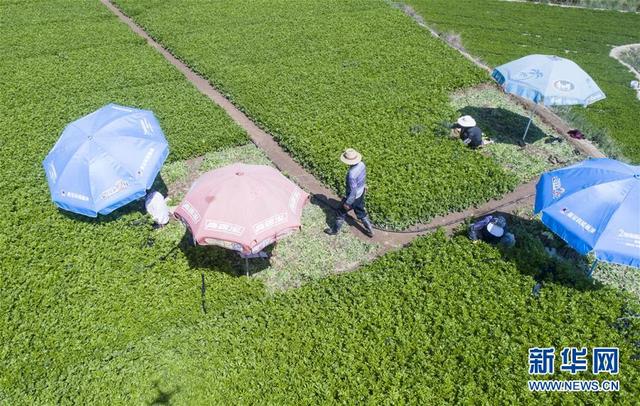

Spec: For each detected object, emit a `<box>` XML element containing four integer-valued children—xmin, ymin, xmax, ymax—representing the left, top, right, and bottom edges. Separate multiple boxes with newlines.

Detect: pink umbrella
<box><xmin>175</xmin><ymin>163</ymin><xmax>309</xmax><ymax>260</ymax></box>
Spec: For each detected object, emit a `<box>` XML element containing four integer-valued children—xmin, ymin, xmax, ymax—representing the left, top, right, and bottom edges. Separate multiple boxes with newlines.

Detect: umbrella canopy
<box><xmin>492</xmin><ymin>55</ymin><xmax>605</xmax><ymax>140</ymax></box>
<box><xmin>534</xmin><ymin>158</ymin><xmax>640</xmax><ymax>269</ymax></box>
<box><xmin>492</xmin><ymin>55</ymin><xmax>605</xmax><ymax>107</ymax></box>
<box><xmin>175</xmin><ymin>163</ymin><xmax>309</xmax><ymax>254</ymax></box>
<box><xmin>43</xmin><ymin>103</ymin><xmax>169</xmax><ymax>217</ymax></box>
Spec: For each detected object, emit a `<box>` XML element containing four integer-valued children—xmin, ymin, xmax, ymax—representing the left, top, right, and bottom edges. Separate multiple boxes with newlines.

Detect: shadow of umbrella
<box><xmin>148</xmin><ymin>381</ymin><xmax>180</xmax><ymax>405</ymax></box>
<box><xmin>458</xmin><ymin>106</ymin><xmax>551</xmax><ymax>145</ymax></box>
<box><xmin>454</xmin><ymin>210</ymin><xmax>600</xmax><ymax>293</ymax></box>
<box><xmin>57</xmin><ymin>174</ymin><xmax>169</xmax><ymax>223</ymax></box>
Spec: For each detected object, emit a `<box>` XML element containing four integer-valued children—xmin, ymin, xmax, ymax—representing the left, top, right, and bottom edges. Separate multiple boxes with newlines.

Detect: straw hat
<box><xmin>487</xmin><ymin>222</ymin><xmax>504</xmax><ymax>238</ymax></box>
<box><xmin>457</xmin><ymin>115</ymin><xmax>476</xmax><ymax>128</ymax></box>
<box><xmin>340</xmin><ymin>148</ymin><xmax>362</xmax><ymax>165</ymax></box>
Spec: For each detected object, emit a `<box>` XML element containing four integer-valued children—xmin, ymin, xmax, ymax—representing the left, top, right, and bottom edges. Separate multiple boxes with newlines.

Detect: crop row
<box><xmin>113</xmin><ymin>0</ymin><xmax>518</xmax><ymax>229</ymax></box>
<box><xmin>0</xmin><ymin>0</ymin><xmax>250</xmax><ymax>397</ymax></box>
<box><xmin>24</xmin><ymin>230</ymin><xmax>640</xmax><ymax>404</ymax></box>
<box><xmin>407</xmin><ymin>0</ymin><xmax>640</xmax><ymax>163</ymax></box>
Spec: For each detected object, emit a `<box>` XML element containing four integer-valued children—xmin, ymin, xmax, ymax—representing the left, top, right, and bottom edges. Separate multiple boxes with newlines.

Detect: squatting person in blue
<box><xmin>325</xmin><ymin>148</ymin><xmax>374</xmax><ymax>238</ymax></box>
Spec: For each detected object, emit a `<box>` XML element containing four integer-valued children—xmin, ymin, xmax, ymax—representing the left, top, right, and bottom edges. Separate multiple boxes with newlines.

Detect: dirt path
<box><xmin>102</xmin><ymin>0</ymin><xmax>543</xmax><ymax>251</ymax></box>
<box><xmin>610</xmin><ymin>44</ymin><xmax>640</xmax><ymax>100</ymax></box>
<box><xmin>397</xmin><ymin>3</ymin><xmax>607</xmax><ymax>160</ymax></box>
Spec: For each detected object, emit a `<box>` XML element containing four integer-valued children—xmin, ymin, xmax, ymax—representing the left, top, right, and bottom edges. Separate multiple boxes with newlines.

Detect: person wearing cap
<box><xmin>468</xmin><ymin>215</ymin><xmax>515</xmax><ymax>247</ymax></box>
<box><xmin>452</xmin><ymin>115</ymin><xmax>489</xmax><ymax>149</ymax></box>
<box><xmin>325</xmin><ymin>148</ymin><xmax>374</xmax><ymax>237</ymax></box>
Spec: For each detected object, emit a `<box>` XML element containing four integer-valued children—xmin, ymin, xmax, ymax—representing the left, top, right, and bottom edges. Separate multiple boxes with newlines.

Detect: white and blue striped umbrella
<box><xmin>492</xmin><ymin>55</ymin><xmax>605</xmax><ymax>140</ymax></box>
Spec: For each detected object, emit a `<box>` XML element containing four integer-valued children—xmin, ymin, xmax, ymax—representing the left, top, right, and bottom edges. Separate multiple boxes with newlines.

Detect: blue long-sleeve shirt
<box><xmin>345</xmin><ymin>162</ymin><xmax>366</xmax><ymax>205</ymax></box>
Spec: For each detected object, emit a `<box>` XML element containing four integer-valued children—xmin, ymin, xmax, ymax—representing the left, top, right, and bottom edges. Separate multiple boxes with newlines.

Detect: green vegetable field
<box><xmin>406</xmin><ymin>0</ymin><xmax>640</xmax><ymax>163</ymax></box>
<box><xmin>2</xmin><ymin>1</ymin><xmax>639</xmax><ymax>403</ymax></box>
<box><xmin>0</xmin><ymin>0</ymin><xmax>254</xmax><ymax>399</ymax></box>
<box><xmin>112</xmin><ymin>0</ymin><xmax>518</xmax><ymax>229</ymax></box>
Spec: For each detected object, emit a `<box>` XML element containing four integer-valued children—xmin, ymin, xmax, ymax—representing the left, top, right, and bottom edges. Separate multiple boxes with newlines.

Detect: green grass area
<box><xmin>8</xmin><ymin>231</ymin><xmax>638</xmax><ymax>404</ymax></box>
<box><xmin>112</xmin><ymin>0</ymin><xmax>519</xmax><ymax>229</ymax></box>
<box><xmin>406</xmin><ymin>0</ymin><xmax>640</xmax><ymax>163</ymax></box>
<box><xmin>450</xmin><ymin>86</ymin><xmax>583</xmax><ymax>182</ymax></box>
<box><xmin>0</xmin><ymin>0</ymin><xmax>251</xmax><ymax>397</ymax></box>
<box><xmin>3</xmin><ymin>2</ymin><xmax>639</xmax><ymax>403</ymax></box>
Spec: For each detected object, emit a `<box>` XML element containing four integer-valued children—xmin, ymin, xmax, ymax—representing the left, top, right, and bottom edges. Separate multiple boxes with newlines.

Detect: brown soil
<box><xmin>102</xmin><ymin>0</ymin><xmax>564</xmax><ymax>254</ymax></box>
<box><xmin>398</xmin><ymin>4</ymin><xmax>607</xmax><ymax>160</ymax></box>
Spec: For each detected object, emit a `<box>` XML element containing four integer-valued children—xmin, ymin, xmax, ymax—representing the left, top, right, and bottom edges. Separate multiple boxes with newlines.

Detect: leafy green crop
<box><xmin>450</xmin><ymin>86</ymin><xmax>583</xmax><ymax>182</ymax></box>
<box><xmin>0</xmin><ymin>0</ymin><xmax>252</xmax><ymax>398</ymax></box>
<box><xmin>112</xmin><ymin>0</ymin><xmax>518</xmax><ymax>229</ymax></box>
<box><xmin>9</xmin><ymin>231</ymin><xmax>638</xmax><ymax>404</ymax></box>
<box><xmin>3</xmin><ymin>2</ymin><xmax>639</xmax><ymax>404</ymax></box>
<box><xmin>406</xmin><ymin>0</ymin><xmax>640</xmax><ymax>163</ymax></box>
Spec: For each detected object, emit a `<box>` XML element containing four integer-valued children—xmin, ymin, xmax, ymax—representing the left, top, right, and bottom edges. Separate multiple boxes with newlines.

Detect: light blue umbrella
<box><xmin>43</xmin><ymin>103</ymin><xmax>169</xmax><ymax>217</ymax></box>
<box><xmin>492</xmin><ymin>55</ymin><xmax>606</xmax><ymax>140</ymax></box>
<box><xmin>534</xmin><ymin>159</ymin><xmax>640</xmax><ymax>276</ymax></box>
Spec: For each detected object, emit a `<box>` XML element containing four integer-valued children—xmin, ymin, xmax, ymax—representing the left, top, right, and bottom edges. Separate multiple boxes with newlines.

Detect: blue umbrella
<box><xmin>535</xmin><ymin>159</ymin><xmax>640</xmax><ymax>275</ymax></box>
<box><xmin>43</xmin><ymin>104</ymin><xmax>169</xmax><ymax>217</ymax></box>
<box><xmin>492</xmin><ymin>55</ymin><xmax>606</xmax><ymax>140</ymax></box>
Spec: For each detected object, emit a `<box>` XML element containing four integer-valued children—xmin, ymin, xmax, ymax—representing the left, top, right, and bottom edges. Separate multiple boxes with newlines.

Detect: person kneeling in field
<box><xmin>325</xmin><ymin>148</ymin><xmax>374</xmax><ymax>238</ymax></box>
<box><xmin>468</xmin><ymin>214</ymin><xmax>515</xmax><ymax>248</ymax></box>
<box><xmin>451</xmin><ymin>115</ymin><xmax>493</xmax><ymax>148</ymax></box>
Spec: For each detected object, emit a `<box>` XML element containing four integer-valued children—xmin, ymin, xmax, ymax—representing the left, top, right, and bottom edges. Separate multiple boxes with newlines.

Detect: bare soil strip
<box><xmin>610</xmin><ymin>44</ymin><xmax>640</xmax><ymax>100</ymax></box>
<box><xmin>103</xmin><ymin>0</ymin><xmax>541</xmax><ymax>250</ymax></box>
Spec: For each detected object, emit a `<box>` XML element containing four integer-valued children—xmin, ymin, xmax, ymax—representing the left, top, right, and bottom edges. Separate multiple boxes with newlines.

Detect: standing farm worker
<box><xmin>452</xmin><ymin>115</ymin><xmax>492</xmax><ymax>148</ymax></box>
<box><xmin>325</xmin><ymin>148</ymin><xmax>374</xmax><ymax>238</ymax></box>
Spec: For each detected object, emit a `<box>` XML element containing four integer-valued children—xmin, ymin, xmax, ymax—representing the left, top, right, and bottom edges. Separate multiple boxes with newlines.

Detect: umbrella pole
<box><xmin>245</xmin><ymin>257</ymin><xmax>249</xmax><ymax>277</ymax></box>
<box><xmin>522</xmin><ymin>104</ymin><xmax>538</xmax><ymax>141</ymax></box>
<box><xmin>587</xmin><ymin>259</ymin><xmax>599</xmax><ymax>278</ymax></box>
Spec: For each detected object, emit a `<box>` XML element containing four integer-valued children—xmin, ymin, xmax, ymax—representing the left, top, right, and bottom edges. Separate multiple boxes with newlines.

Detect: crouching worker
<box><xmin>325</xmin><ymin>148</ymin><xmax>374</xmax><ymax>238</ymax></box>
<box><xmin>468</xmin><ymin>214</ymin><xmax>515</xmax><ymax>247</ymax></box>
<box><xmin>452</xmin><ymin>115</ymin><xmax>493</xmax><ymax>148</ymax></box>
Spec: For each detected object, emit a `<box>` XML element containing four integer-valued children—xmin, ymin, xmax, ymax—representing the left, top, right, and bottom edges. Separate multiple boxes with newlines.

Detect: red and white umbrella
<box><xmin>175</xmin><ymin>163</ymin><xmax>309</xmax><ymax>254</ymax></box>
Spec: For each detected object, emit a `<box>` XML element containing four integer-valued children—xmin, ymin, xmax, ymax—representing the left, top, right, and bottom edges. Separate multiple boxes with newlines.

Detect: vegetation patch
<box><xmin>620</xmin><ymin>46</ymin><xmax>640</xmax><ymax>71</ymax></box>
<box><xmin>160</xmin><ymin>144</ymin><xmax>378</xmax><ymax>292</ymax></box>
<box><xmin>450</xmin><ymin>86</ymin><xmax>583</xmax><ymax>182</ymax></box>
<box><xmin>407</xmin><ymin>0</ymin><xmax>640</xmax><ymax>163</ymax></box>
<box><xmin>113</xmin><ymin>0</ymin><xmax>519</xmax><ymax>229</ymax></box>
<box><xmin>24</xmin><ymin>231</ymin><xmax>640</xmax><ymax>404</ymax></box>
<box><xmin>0</xmin><ymin>0</ymin><xmax>252</xmax><ymax>398</ymax></box>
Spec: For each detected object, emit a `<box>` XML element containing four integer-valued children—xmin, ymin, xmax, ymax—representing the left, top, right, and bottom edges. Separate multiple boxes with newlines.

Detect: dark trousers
<box><xmin>337</xmin><ymin>193</ymin><xmax>368</xmax><ymax>221</ymax></box>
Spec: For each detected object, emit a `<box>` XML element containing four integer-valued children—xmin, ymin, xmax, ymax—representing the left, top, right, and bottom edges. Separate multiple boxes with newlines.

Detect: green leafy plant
<box><xmin>113</xmin><ymin>0</ymin><xmax>519</xmax><ymax>229</ymax></box>
<box><xmin>407</xmin><ymin>0</ymin><xmax>640</xmax><ymax>163</ymax></box>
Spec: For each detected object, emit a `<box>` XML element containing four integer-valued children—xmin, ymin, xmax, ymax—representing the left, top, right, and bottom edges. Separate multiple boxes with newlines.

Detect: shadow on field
<box><xmin>177</xmin><ymin>229</ymin><xmax>272</xmax><ymax>278</ymax></box>
<box><xmin>455</xmin><ymin>211</ymin><xmax>602</xmax><ymax>293</ymax></box>
<box><xmin>148</xmin><ymin>381</ymin><xmax>180</xmax><ymax>405</ymax></box>
<box><xmin>458</xmin><ymin>106</ymin><xmax>552</xmax><ymax>145</ymax></box>
<box><xmin>57</xmin><ymin>175</ymin><xmax>169</xmax><ymax>223</ymax></box>
<box><xmin>310</xmin><ymin>193</ymin><xmax>369</xmax><ymax>235</ymax></box>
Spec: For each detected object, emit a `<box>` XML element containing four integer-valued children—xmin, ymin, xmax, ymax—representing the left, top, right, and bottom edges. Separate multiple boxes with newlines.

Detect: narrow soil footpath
<box><xmin>397</xmin><ymin>3</ymin><xmax>607</xmax><ymax>160</ymax></box>
<box><xmin>103</xmin><ymin>0</ymin><xmax>543</xmax><ymax>250</ymax></box>
<box><xmin>610</xmin><ymin>44</ymin><xmax>640</xmax><ymax>100</ymax></box>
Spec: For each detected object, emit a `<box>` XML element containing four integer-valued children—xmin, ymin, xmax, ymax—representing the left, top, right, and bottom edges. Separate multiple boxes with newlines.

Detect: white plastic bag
<box><xmin>145</xmin><ymin>191</ymin><xmax>170</xmax><ymax>226</ymax></box>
